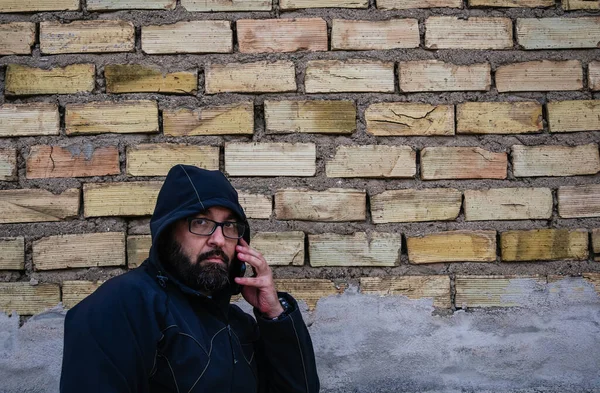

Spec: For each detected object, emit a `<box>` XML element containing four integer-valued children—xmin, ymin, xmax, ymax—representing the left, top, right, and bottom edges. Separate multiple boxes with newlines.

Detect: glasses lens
<box><xmin>189</xmin><ymin>218</ymin><xmax>216</xmax><ymax>235</ymax></box>
<box><xmin>222</xmin><ymin>222</ymin><xmax>245</xmax><ymax>239</ymax></box>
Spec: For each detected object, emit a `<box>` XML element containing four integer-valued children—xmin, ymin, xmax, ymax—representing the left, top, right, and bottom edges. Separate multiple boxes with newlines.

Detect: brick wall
<box><xmin>0</xmin><ymin>0</ymin><xmax>599</xmax><ymax>315</ymax></box>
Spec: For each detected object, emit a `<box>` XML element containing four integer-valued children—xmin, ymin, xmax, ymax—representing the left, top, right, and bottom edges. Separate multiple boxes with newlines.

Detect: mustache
<box><xmin>197</xmin><ymin>249</ymin><xmax>230</xmax><ymax>265</ymax></box>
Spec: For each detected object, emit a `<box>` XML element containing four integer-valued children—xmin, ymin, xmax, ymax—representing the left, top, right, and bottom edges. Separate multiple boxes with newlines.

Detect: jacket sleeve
<box><xmin>254</xmin><ymin>292</ymin><xmax>320</xmax><ymax>393</ymax></box>
<box><xmin>60</xmin><ymin>278</ymin><xmax>161</xmax><ymax>393</ymax></box>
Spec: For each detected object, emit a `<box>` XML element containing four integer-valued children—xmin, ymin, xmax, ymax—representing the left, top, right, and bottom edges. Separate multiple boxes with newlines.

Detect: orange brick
<box><xmin>377</xmin><ymin>0</ymin><xmax>461</xmax><ymax>8</ymax></box>
<box><xmin>331</xmin><ymin>19</ymin><xmax>419</xmax><ymax>50</ymax></box>
<box><xmin>496</xmin><ymin>60</ymin><xmax>583</xmax><ymax>93</ymax></box>
<box><xmin>275</xmin><ymin>188</ymin><xmax>366</xmax><ymax>221</ymax></box>
<box><xmin>305</xmin><ymin>60</ymin><xmax>395</xmax><ymax>93</ymax></box>
<box><xmin>558</xmin><ymin>184</ymin><xmax>600</xmax><ymax>218</ymax></box>
<box><xmin>326</xmin><ymin>145</ymin><xmax>416</xmax><ymax>178</ymax></box>
<box><xmin>264</xmin><ymin>100</ymin><xmax>356</xmax><ymax>134</ymax></box>
<box><xmin>66</xmin><ymin>100</ymin><xmax>159</xmax><ymax>135</ymax></box>
<box><xmin>0</xmin><ymin>103</ymin><xmax>59</xmax><ymax>137</ymax></box>
<box><xmin>548</xmin><ymin>100</ymin><xmax>600</xmax><ymax>133</ymax></box>
<box><xmin>457</xmin><ymin>102</ymin><xmax>543</xmax><ymax>134</ymax></box>
<box><xmin>407</xmin><ymin>230</ymin><xmax>497</xmax><ymax>263</ymax></box>
<box><xmin>280</xmin><ymin>0</ymin><xmax>367</xmax><ymax>8</ymax></box>
<box><xmin>425</xmin><ymin>17</ymin><xmax>513</xmax><ymax>49</ymax></box>
<box><xmin>0</xmin><ymin>0</ymin><xmax>78</xmax><ymax>12</ymax></box>
<box><xmin>84</xmin><ymin>182</ymin><xmax>160</xmax><ymax>217</ymax></box>
<box><xmin>205</xmin><ymin>61</ymin><xmax>296</xmax><ymax>94</ymax></box>
<box><xmin>142</xmin><ymin>21</ymin><xmax>232</xmax><ymax>54</ymax></box>
<box><xmin>181</xmin><ymin>0</ymin><xmax>271</xmax><ymax>10</ymax></box>
<box><xmin>5</xmin><ymin>64</ymin><xmax>95</xmax><ymax>96</ymax></box>
<box><xmin>400</xmin><ymin>61</ymin><xmax>491</xmax><ymax>92</ymax></box>
<box><xmin>512</xmin><ymin>144</ymin><xmax>600</xmax><ymax>177</ymax></box>
<box><xmin>590</xmin><ymin>62</ymin><xmax>600</xmax><ymax>91</ymax></box>
<box><xmin>517</xmin><ymin>17</ymin><xmax>600</xmax><ymax>49</ymax></box>
<box><xmin>0</xmin><ymin>188</ymin><xmax>80</xmax><ymax>224</ymax></box>
<box><xmin>237</xmin><ymin>18</ymin><xmax>327</xmax><ymax>53</ymax></box>
<box><xmin>0</xmin><ymin>22</ymin><xmax>35</xmax><ymax>55</ymax></box>
<box><xmin>365</xmin><ymin>103</ymin><xmax>454</xmax><ymax>136</ymax></box>
<box><xmin>26</xmin><ymin>145</ymin><xmax>120</xmax><ymax>179</ymax></box>
<box><xmin>0</xmin><ymin>148</ymin><xmax>17</xmax><ymax>181</ymax></box>
<box><xmin>87</xmin><ymin>0</ymin><xmax>176</xmax><ymax>10</ymax></box>
<box><xmin>105</xmin><ymin>64</ymin><xmax>198</xmax><ymax>94</ymax></box>
<box><xmin>421</xmin><ymin>147</ymin><xmax>507</xmax><ymax>180</ymax></box>
<box><xmin>163</xmin><ymin>102</ymin><xmax>254</xmax><ymax>136</ymax></box>
<box><xmin>40</xmin><ymin>20</ymin><xmax>134</xmax><ymax>54</ymax></box>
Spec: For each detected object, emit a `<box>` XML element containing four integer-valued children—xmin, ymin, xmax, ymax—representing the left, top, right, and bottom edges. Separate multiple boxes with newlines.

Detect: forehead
<box><xmin>193</xmin><ymin>206</ymin><xmax>237</xmax><ymax>220</ymax></box>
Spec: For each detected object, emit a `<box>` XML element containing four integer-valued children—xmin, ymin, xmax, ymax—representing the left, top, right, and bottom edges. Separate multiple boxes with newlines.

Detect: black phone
<box><xmin>229</xmin><ymin>245</ymin><xmax>246</xmax><ymax>295</ymax></box>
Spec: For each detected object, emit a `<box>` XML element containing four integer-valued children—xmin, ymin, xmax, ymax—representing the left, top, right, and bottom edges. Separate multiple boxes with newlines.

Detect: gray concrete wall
<box><xmin>2</xmin><ymin>277</ymin><xmax>599</xmax><ymax>393</ymax></box>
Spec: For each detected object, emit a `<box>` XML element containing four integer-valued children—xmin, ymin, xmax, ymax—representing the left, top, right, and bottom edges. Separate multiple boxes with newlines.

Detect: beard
<box><xmin>157</xmin><ymin>232</ymin><xmax>231</xmax><ymax>294</ymax></box>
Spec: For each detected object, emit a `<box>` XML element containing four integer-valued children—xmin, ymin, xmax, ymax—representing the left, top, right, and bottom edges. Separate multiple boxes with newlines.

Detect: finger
<box><xmin>236</xmin><ymin>243</ymin><xmax>265</xmax><ymax>260</ymax></box>
<box><xmin>236</xmin><ymin>252</ymin><xmax>269</xmax><ymax>274</ymax></box>
<box><xmin>234</xmin><ymin>276</ymin><xmax>270</xmax><ymax>288</ymax></box>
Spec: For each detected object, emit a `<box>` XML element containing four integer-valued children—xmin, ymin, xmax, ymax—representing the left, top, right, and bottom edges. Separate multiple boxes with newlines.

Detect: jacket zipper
<box><xmin>227</xmin><ymin>325</ymin><xmax>237</xmax><ymax>392</ymax></box>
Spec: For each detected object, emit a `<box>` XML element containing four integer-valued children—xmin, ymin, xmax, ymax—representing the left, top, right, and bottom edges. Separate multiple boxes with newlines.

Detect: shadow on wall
<box><xmin>1</xmin><ymin>278</ymin><xmax>599</xmax><ymax>393</ymax></box>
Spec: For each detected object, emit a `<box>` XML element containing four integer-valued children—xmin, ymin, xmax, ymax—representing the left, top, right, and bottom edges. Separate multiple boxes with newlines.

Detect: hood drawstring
<box><xmin>156</xmin><ymin>271</ymin><xmax>169</xmax><ymax>288</ymax></box>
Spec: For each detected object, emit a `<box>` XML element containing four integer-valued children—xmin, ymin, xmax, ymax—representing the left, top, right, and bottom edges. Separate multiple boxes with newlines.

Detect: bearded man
<box><xmin>60</xmin><ymin>165</ymin><xmax>320</xmax><ymax>393</ymax></box>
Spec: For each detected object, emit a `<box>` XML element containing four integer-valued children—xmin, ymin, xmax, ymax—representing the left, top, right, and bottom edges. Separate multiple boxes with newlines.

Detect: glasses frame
<box><xmin>186</xmin><ymin>217</ymin><xmax>247</xmax><ymax>240</ymax></box>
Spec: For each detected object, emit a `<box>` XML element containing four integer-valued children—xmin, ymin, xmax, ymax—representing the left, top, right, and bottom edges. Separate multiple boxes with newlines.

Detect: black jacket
<box><xmin>60</xmin><ymin>166</ymin><xmax>320</xmax><ymax>392</ymax></box>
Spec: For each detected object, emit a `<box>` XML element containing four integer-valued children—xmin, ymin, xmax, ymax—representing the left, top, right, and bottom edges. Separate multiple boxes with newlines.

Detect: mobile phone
<box><xmin>229</xmin><ymin>246</ymin><xmax>246</xmax><ymax>295</ymax></box>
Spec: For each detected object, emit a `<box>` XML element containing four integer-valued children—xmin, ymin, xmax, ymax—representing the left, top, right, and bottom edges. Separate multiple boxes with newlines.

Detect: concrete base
<box><xmin>1</xmin><ymin>284</ymin><xmax>599</xmax><ymax>393</ymax></box>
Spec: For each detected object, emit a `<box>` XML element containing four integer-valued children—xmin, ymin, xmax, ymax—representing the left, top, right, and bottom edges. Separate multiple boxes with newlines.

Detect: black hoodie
<box><xmin>60</xmin><ymin>165</ymin><xmax>320</xmax><ymax>393</ymax></box>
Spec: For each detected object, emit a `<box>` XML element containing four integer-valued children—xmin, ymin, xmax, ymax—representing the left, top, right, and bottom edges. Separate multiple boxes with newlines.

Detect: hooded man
<box><xmin>60</xmin><ymin>165</ymin><xmax>320</xmax><ymax>393</ymax></box>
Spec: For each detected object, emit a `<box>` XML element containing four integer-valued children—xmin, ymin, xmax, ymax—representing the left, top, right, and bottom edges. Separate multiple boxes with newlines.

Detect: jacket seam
<box><xmin>186</xmin><ymin>326</ymin><xmax>228</xmax><ymax>393</ymax></box>
<box><xmin>290</xmin><ymin>313</ymin><xmax>310</xmax><ymax>393</ymax></box>
<box><xmin>158</xmin><ymin>353</ymin><xmax>180</xmax><ymax>393</ymax></box>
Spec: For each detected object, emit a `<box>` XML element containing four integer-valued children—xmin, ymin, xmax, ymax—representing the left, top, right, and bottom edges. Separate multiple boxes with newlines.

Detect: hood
<box><xmin>148</xmin><ymin>164</ymin><xmax>250</xmax><ymax>298</ymax></box>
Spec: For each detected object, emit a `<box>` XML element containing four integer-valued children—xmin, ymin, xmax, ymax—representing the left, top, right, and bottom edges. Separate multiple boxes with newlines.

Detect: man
<box><xmin>60</xmin><ymin>165</ymin><xmax>320</xmax><ymax>393</ymax></box>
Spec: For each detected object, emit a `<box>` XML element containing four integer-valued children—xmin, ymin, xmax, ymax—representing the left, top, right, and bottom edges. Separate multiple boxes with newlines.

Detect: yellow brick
<box><xmin>87</xmin><ymin>0</ymin><xmax>175</xmax><ymax>10</ymax></box>
<box><xmin>0</xmin><ymin>103</ymin><xmax>59</xmax><ymax>137</ymax></box>
<box><xmin>547</xmin><ymin>100</ymin><xmax>600</xmax><ymax>133</ymax></box>
<box><xmin>27</xmin><ymin>145</ymin><xmax>120</xmax><ymax>179</ymax></box>
<box><xmin>142</xmin><ymin>21</ymin><xmax>232</xmax><ymax>54</ymax></box>
<box><xmin>305</xmin><ymin>60</ymin><xmax>395</xmax><ymax>93</ymax></box>
<box><xmin>238</xmin><ymin>18</ymin><xmax>327</xmax><ymax>53</ymax></box>
<box><xmin>517</xmin><ymin>17</ymin><xmax>600</xmax><ymax>49</ymax></box>
<box><xmin>455</xmin><ymin>275</ymin><xmax>545</xmax><ymax>308</ymax></box>
<box><xmin>331</xmin><ymin>19</ymin><xmax>419</xmax><ymax>50</ymax></box>
<box><xmin>238</xmin><ymin>193</ymin><xmax>272</xmax><ymax>219</ymax></box>
<box><xmin>407</xmin><ymin>230</ymin><xmax>497</xmax><ymax>264</ymax></box>
<box><xmin>274</xmin><ymin>279</ymin><xmax>343</xmax><ymax>310</ymax></box>
<box><xmin>251</xmin><ymin>232</ymin><xmax>305</xmax><ymax>266</ymax></box>
<box><xmin>84</xmin><ymin>182</ymin><xmax>161</xmax><ymax>217</ymax></box>
<box><xmin>0</xmin><ymin>237</ymin><xmax>24</xmax><ymax>270</ymax></box>
<box><xmin>365</xmin><ymin>103</ymin><xmax>454</xmax><ymax>136</ymax></box>
<box><xmin>377</xmin><ymin>0</ymin><xmax>461</xmax><ymax>8</ymax></box>
<box><xmin>206</xmin><ymin>61</ymin><xmax>296</xmax><ymax>94</ymax></box>
<box><xmin>126</xmin><ymin>144</ymin><xmax>219</xmax><ymax>177</ymax></box>
<box><xmin>0</xmin><ymin>22</ymin><xmax>35</xmax><ymax>54</ymax></box>
<box><xmin>400</xmin><ymin>61</ymin><xmax>491</xmax><ymax>92</ymax></box>
<box><xmin>326</xmin><ymin>145</ymin><xmax>416</xmax><ymax>178</ymax></box>
<box><xmin>426</xmin><ymin>17</ymin><xmax>513</xmax><ymax>49</ymax></box>
<box><xmin>593</xmin><ymin>229</ymin><xmax>600</xmax><ymax>260</ymax></box>
<box><xmin>127</xmin><ymin>235</ymin><xmax>151</xmax><ymax>268</ymax></box>
<box><xmin>501</xmin><ymin>229</ymin><xmax>588</xmax><ymax>261</ymax></box>
<box><xmin>421</xmin><ymin>147</ymin><xmax>507</xmax><ymax>180</ymax></box>
<box><xmin>590</xmin><ymin>62</ymin><xmax>600</xmax><ymax>91</ymax></box>
<box><xmin>164</xmin><ymin>102</ymin><xmax>254</xmax><ymax>136</ymax></box>
<box><xmin>464</xmin><ymin>188</ymin><xmax>553</xmax><ymax>221</ymax></box>
<box><xmin>558</xmin><ymin>184</ymin><xmax>600</xmax><ymax>218</ymax></box>
<box><xmin>66</xmin><ymin>100</ymin><xmax>159</xmax><ymax>135</ymax></box>
<box><xmin>0</xmin><ymin>148</ymin><xmax>16</xmax><ymax>181</ymax></box>
<box><xmin>225</xmin><ymin>143</ymin><xmax>315</xmax><ymax>177</ymax></box>
<box><xmin>181</xmin><ymin>0</ymin><xmax>271</xmax><ymax>10</ymax></box>
<box><xmin>496</xmin><ymin>60</ymin><xmax>583</xmax><ymax>92</ymax></box>
<box><xmin>469</xmin><ymin>0</ymin><xmax>553</xmax><ymax>6</ymax></box>
<box><xmin>40</xmin><ymin>20</ymin><xmax>134</xmax><ymax>54</ymax></box>
<box><xmin>457</xmin><ymin>102</ymin><xmax>543</xmax><ymax>134</ymax></box>
<box><xmin>105</xmin><ymin>64</ymin><xmax>197</xmax><ymax>94</ymax></box>
<box><xmin>0</xmin><ymin>0</ymin><xmax>78</xmax><ymax>12</ymax></box>
<box><xmin>370</xmin><ymin>188</ymin><xmax>462</xmax><ymax>224</ymax></box>
<box><xmin>62</xmin><ymin>281</ymin><xmax>103</xmax><ymax>308</ymax></box>
<box><xmin>562</xmin><ymin>0</ymin><xmax>599</xmax><ymax>9</ymax></box>
<box><xmin>275</xmin><ymin>188</ymin><xmax>366</xmax><ymax>221</ymax></box>
<box><xmin>309</xmin><ymin>232</ymin><xmax>401</xmax><ymax>267</ymax></box>
<box><xmin>5</xmin><ymin>64</ymin><xmax>95</xmax><ymax>96</ymax></box>
<box><xmin>33</xmin><ymin>232</ymin><xmax>126</xmax><ymax>270</ymax></box>
<box><xmin>512</xmin><ymin>144</ymin><xmax>600</xmax><ymax>177</ymax></box>
<box><xmin>280</xmin><ymin>0</ymin><xmax>367</xmax><ymax>9</ymax></box>
<box><xmin>0</xmin><ymin>283</ymin><xmax>60</xmax><ymax>315</ymax></box>
<box><xmin>0</xmin><ymin>188</ymin><xmax>79</xmax><ymax>224</ymax></box>
<box><xmin>360</xmin><ymin>276</ymin><xmax>451</xmax><ymax>308</ymax></box>
<box><xmin>265</xmin><ymin>100</ymin><xmax>355</xmax><ymax>134</ymax></box>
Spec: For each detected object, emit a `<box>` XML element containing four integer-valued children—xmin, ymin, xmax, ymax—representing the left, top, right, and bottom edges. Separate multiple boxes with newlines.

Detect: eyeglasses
<box><xmin>187</xmin><ymin>217</ymin><xmax>247</xmax><ymax>239</ymax></box>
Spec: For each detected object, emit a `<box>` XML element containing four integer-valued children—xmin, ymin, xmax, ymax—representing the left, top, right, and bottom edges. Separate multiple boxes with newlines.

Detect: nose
<box><xmin>207</xmin><ymin>225</ymin><xmax>226</xmax><ymax>248</ymax></box>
